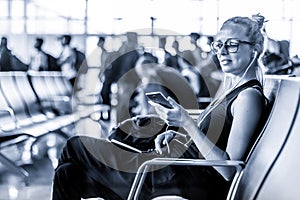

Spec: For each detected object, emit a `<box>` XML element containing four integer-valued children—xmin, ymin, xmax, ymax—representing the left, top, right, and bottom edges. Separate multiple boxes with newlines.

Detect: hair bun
<box><xmin>251</xmin><ymin>13</ymin><xmax>266</xmax><ymax>29</ymax></box>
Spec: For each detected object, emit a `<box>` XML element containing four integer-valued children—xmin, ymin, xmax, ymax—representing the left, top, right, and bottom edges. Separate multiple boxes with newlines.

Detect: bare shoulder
<box><xmin>238</xmin><ymin>87</ymin><xmax>264</xmax><ymax>102</ymax></box>
<box><xmin>232</xmin><ymin>87</ymin><xmax>265</xmax><ymax>114</ymax></box>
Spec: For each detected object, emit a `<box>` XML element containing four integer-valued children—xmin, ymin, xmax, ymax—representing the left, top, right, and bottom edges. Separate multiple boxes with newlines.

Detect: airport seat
<box><xmin>0</xmin><ymin>72</ymin><xmax>71</xmax><ymax>136</ymax></box>
<box><xmin>128</xmin><ymin>76</ymin><xmax>300</xmax><ymax>200</ymax></box>
<box><xmin>0</xmin><ymin>87</ymin><xmax>19</xmax><ymax>132</ymax></box>
<box><xmin>0</xmin><ymin>71</ymin><xmax>109</xmax><ymax>137</ymax></box>
<box><xmin>12</xmin><ymin>71</ymin><xmax>49</xmax><ymax>123</ymax></box>
<box><xmin>27</xmin><ymin>71</ymin><xmax>73</xmax><ymax>115</ymax></box>
<box><xmin>0</xmin><ymin>72</ymin><xmax>35</xmax><ymax>128</ymax></box>
<box><xmin>0</xmin><ymin>71</ymin><xmax>109</xmax><ymax>185</ymax></box>
<box><xmin>27</xmin><ymin>71</ymin><xmax>110</xmax><ymax>121</ymax></box>
<box><xmin>253</xmin><ymin>92</ymin><xmax>300</xmax><ymax>199</ymax></box>
<box><xmin>230</xmin><ymin>77</ymin><xmax>300</xmax><ymax>200</ymax></box>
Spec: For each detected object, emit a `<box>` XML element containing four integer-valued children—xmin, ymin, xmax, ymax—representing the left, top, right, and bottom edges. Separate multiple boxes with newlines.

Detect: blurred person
<box><xmin>57</xmin><ymin>34</ymin><xmax>77</xmax><ymax>86</ymax></box>
<box><xmin>197</xmin><ymin>36</ymin><xmax>224</xmax><ymax>98</ymax></box>
<box><xmin>115</xmin><ymin>52</ymin><xmax>197</xmax><ymax>123</ymax></box>
<box><xmin>29</xmin><ymin>37</ymin><xmax>49</xmax><ymax>71</ymax></box>
<box><xmin>118</xmin><ymin>32</ymin><xmax>142</xmax><ymax>55</ymax></box>
<box><xmin>100</xmin><ymin>32</ymin><xmax>143</xmax><ymax>107</ymax></box>
<box><xmin>261</xmin><ymin>38</ymin><xmax>291</xmax><ymax>74</ymax></box>
<box><xmin>171</xmin><ymin>39</ymin><xmax>210</xmax><ymax>99</ymax></box>
<box><xmin>76</xmin><ymin>36</ymin><xmax>109</xmax><ymax>104</ymax></box>
<box><xmin>97</xmin><ymin>36</ymin><xmax>111</xmax><ymax>75</ymax></box>
<box><xmin>87</xmin><ymin>36</ymin><xmax>110</xmax><ymax>74</ymax></box>
<box><xmin>0</xmin><ymin>36</ymin><xmax>13</xmax><ymax>71</ymax></box>
<box><xmin>52</xmin><ymin>14</ymin><xmax>268</xmax><ymax>200</ymax></box>
<box><xmin>72</xmin><ymin>46</ymin><xmax>89</xmax><ymax>94</ymax></box>
<box><xmin>0</xmin><ymin>36</ymin><xmax>28</xmax><ymax>71</ymax></box>
<box><xmin>181</xmin><ymin>32</ymin><xmax>202</xmax><ymax>68</ymax></box>
<box><xmin>73</xmin><ymin>47</ymin><xmax>88</xmax><ymax>74</ymax></box>
<box><xmin>288</xmin><ymin>55</ymin><xmax>300</xmax><ymax>76</ymax></box>
<box><xmin>151</xmin><ymin>36</ymin><xmax>178</xmax><ymax>70</ymax></box>
<box><xmin>251</xmin><ymin>14</ymin><xmax>291</xmax><ymax>75</ymax></box>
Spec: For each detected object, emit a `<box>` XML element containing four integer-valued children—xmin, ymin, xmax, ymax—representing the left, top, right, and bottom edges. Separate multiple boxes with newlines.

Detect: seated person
<box><xmin>52</xmin><ymin>15</ymin><xmax>268</xmax><ymax>200</ymax></box>
<box><xmin>116</xmin><ymin>52</ymin><xmax>199</xmax><ymax>123</ymax></box>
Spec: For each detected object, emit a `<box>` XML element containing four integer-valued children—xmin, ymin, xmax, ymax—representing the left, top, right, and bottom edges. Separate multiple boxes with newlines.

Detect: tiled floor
<box><xmin>0</xmin><ymin>118</ymin><xmax>187</xmax><ymax>200</ymax></box>
<box><xmin>0</xmin><ymin>120</ymin><xmax>112</xmax><ymax>200</ymax></box>
<box><xmin>0</xmin><ymin>128</ymin><xmax>74</xmax><ymax>200</ymax></box>
<box><xmin>0</xmin><ymin>156</ymin><xmax>54</xmax><ymax>200</ymax></box>
<box><xmin>0</xmin><ymin>134</ymin><xmax>59</xmax><ymax>200</ymax></box>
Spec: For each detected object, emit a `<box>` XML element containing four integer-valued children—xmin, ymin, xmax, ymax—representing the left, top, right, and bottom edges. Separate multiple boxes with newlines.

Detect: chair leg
<box><xmin>0</xmin><ymin>152</ymin><xmax>29</xmax><ymax>186</ymax></box>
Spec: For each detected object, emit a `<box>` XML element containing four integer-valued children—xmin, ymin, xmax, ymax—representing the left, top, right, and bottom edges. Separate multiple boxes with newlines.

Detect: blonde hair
<box><xmin>210</xmin><ymin>14</ymin><xmax>266</xmax><ymax>107</ymax></box>
<box><xmin>221</xmin><ymin>14</ymin><xmax>265</xmax><ymax>55</ymax></box>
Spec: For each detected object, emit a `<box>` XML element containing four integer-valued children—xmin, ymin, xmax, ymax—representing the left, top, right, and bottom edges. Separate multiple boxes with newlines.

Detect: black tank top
<box><xmin>196</xmin><ymin>79</ymin><xmax>264</xmax><ymax>156</ymax></box>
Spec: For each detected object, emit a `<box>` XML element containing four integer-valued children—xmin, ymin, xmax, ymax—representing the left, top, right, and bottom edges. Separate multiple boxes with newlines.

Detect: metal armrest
<box><xmin>40</xmin><ymin>96</ymin><xmax>70</xmax><ymax>103</ymax></box>
<box><xmin>39</xmin><ymin>97</ymin><xmax>71</xmax><ymax>115</ymax></box>
<box><xmin>0</xmin><ymin>107</ymin><xmax>19</xmax><ymax>130</ymax></box>
<box><xmin>197</xmin><ymin>97</ymin><xmax>212</xmax><ymax>103</ymax></box>
<box><xmin>128</xmin><ymin>158</ymin><xmax>245</xmax><ymax>200</ymax></box>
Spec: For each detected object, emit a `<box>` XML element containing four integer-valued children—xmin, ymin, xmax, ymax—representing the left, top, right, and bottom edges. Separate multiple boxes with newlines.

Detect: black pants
<box><xmin>52</xmin><ymin>136</ymin><xmax>230</xmax><ymax>200</ymax></box>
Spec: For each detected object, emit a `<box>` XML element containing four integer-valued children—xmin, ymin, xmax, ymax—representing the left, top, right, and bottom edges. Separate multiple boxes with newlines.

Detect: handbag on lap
<box><xmin>108</xmin><ymin>115</ymin><xmax>180</xmax><ymax>153</ymax></box>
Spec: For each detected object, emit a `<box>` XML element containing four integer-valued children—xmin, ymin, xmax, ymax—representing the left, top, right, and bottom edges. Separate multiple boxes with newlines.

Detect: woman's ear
<box><xmin>252</xmin><ymin>50</ymin><xmax>258</xmax><ymax>59</ymax></box>
<box><xmin>253</xmin><ymin>44</ymin><xmax>262</xmax><ymax>55</ymax></box>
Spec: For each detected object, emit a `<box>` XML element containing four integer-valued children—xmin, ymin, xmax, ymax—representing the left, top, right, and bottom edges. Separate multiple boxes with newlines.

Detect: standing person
<box><xmin>0</xmin><ymin>36</ymin><xmax>28</xmax><ymax>71</ymax></box>
<box><xmin>100</xmin><ymin>32</ymin><xmax>142</xmax><ymax>106</ymax></box>
<box><xmin>85</xmin><ymin>36</ymin><xmax>110</xmax><ymax>91</ymax></box>
<box><xmin>152</xmin><ymin>36</ymin><xmax>179</xmax><ymax>71</ymax></box>
<box><xmin>87</xmin><ymin>36</ymin><xmax>110</xmax><ymax>73</ymax></box>
<box><xmin>0</xmin><ymin>36</ymin><xmax>15</xmax><ymax>71</ymax></box>
<box><xmin>181</xmin><ymin>32</ymin><xmax>202</xmax><ymax>68</ymax></box>
<box><xmin>52</xmin><ymin>14</ymin><xmax>267</xmax><ymax>200</ymax></box>
<box><xmin>171</xmin><ymin>39</ymin><xmax>210</xmax><ymax>99</ymax></box>
<box><xmin>97</xmin><ymin>36</ymin><xmax>110</xmax><ymax>74</ymax></box>
<box><xmin>76</xmin><ymin>36</ymin><xmax>109</xmax><ymax>104</ymax></box>
<box><xmin>29</xmin><ymin>37</ymin><xmax>49</xmax><ymax>71</ymax></box>
<box><xmin>57</xmin><ymin>34</ymin><xmax>77</xmax><ymax>86</ymax></box>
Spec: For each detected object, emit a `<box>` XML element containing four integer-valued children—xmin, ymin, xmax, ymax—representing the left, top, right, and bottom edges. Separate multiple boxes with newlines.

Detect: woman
<box><xmin>52</xmin><ymin>15</ymin><xmax>267</xmax><ymax>200</ymax></box>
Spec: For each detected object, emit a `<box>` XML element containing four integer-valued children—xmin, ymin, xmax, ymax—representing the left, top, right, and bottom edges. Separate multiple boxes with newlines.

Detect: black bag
<box><xmin>108</xmin><ymin>115</ymin><xmax>178</xmax><ymax>153</ymax></box>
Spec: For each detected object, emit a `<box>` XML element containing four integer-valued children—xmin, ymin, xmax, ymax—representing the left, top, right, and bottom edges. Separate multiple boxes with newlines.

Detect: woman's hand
<box><xmin>154</xmin><ymin>130</ymin><xmax>176</xmax><ymax>154</ymax></box>
<box><xmin>149</xmin><ymin>97</ymin><xmax>189</xmax><ymax>127</ymax></box>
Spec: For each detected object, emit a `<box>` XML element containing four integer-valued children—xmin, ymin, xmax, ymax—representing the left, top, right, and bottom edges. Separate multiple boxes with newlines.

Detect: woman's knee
<box><xmin>53</xmin><ymin>162</ymin><xmax>84</xmax><ymax>200</ymax></box>
<box><xmin>66</xmin><ymin>135</ymin><xmax>82</xmax><ymax>146</ymax></box>
<box><xmin>55</xmin><ymin>162</ymin><xmax>78</xmax><ymax>179</ymax></box>
<box><xmin>58</xmin><ymin>136</ymin><xmax>82</xmax><ymax>161</ymax></box>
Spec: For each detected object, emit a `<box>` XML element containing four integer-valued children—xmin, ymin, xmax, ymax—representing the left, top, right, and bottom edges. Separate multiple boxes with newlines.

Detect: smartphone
<box><xmin>145</xmin><ymin>92</ymin><xmax>173</xmax><ymax>109</ymax></box>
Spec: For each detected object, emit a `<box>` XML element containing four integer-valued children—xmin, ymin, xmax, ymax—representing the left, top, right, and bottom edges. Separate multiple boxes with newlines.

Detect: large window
<box><xmin>26</xmin><ymin>0</ymin><xmax>86</xmax><ymax>34</ymax></box>
<box><xmin>0</xmin><ymin>0</ymin><xmax>300</xmax><ymax>58</ymax></box>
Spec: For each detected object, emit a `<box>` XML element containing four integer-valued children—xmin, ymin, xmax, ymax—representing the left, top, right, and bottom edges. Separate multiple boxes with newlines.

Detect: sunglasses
<box><xmin>211</xmin><ymin>39</ymin><xmax>254</xmax><ymax>54</ymax></box>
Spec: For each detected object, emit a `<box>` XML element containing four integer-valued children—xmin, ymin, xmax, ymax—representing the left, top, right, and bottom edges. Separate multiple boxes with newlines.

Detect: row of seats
<box><xmin>128</xmin><ymin>75</ymin><xmax>300</xmax><ymax>200</ymax></box>
<box><xmin>0</xmin><ymin>71</ymin><xmax>109</xmax><ymax>185</ymax></box>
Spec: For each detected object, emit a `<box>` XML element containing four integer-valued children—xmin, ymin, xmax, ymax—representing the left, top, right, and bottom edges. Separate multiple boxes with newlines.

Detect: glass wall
<box><xmin>0</xmin><ymin>0</ymin><xmax>300</xmax><ymax>63</ymax></box>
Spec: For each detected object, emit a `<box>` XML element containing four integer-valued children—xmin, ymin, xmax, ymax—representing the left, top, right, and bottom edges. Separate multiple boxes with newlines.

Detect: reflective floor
<box><xmin>0</xmin><ymin>120</ymin><xmax>112</xmax><ymax>200</ymax></box>
<box><xmin>0</xmin><ymin>117</ymin><xmax>188</xmax><ymax>200</ymax></box>
<box><xmin>0</xmin><ymin>151</ymin><xmax>54</xmax><ymax>200</ymax></box>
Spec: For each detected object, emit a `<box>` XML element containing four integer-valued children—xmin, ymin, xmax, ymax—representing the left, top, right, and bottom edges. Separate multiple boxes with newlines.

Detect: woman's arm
<box><xmin>226</xmin><ymin>88</ymin><xmax>265</xmax><ymax>160</ymax></box>
<box><xmin>153</xmin><ymin>89</ymin><xmax>264</xmax><ymax>180</ymax></box>
<box><xmin>188</xmin><ymin>88</ymin><xmax>264</xmax><ymax>180</ymax></box>
<box><xmin>152</xmin><ymin>98</ymin><xmax>228</xmax><ymax>162</ymax></box>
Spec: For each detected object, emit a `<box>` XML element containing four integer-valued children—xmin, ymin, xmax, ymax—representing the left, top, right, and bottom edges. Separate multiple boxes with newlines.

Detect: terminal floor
<box><xmin>0</xmin><ymin>119</ymin><xmax>184</xmax><ymax>200</ymax></box>
<box><xmin>0</xmin><ymin>119</ymin><xmax>112</xmax><ymax>200</ymax></box>
<box><xmin>0</xmin><ymin>155</ymin><xmax>54</xmax><ymax>200</ymax></box>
